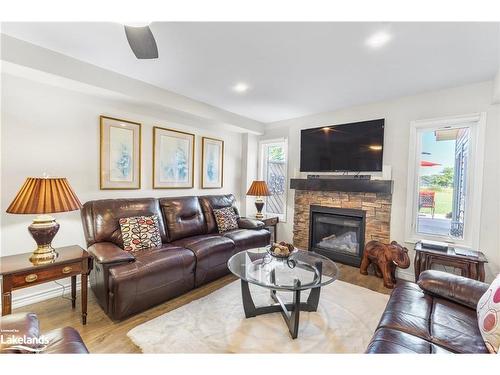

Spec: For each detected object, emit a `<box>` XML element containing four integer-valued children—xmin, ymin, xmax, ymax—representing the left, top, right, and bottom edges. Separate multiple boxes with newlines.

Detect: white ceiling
<box><xmin>1</xmin><ymin>22</ymin><xmax>499</xmax><ymax>123</ymax></box>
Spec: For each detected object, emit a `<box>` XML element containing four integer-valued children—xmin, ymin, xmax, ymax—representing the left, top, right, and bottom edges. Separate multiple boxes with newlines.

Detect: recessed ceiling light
<box><xmin>233</xmin><ymin>82</ymin><xmax>249</xmax><ymax>93</ymax></box>
<box><xmin>369</xmin><ymin>145</ymin><xmax>383</xmax><ymax>151</ymax></box>
<box><xmin>365</xmin><ymin>31</ymin><xmax>392</xmax><ymax>49</ymax></box>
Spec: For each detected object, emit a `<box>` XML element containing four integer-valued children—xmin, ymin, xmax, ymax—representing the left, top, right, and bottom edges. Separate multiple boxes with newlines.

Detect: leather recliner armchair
<box><xmin>0</xmin><ymin>313</ymin><xmax>88</xmax><ymax>354</ymax></box>
<box><xmin>366</xmin><ymin>270</ymin><xmax>490</xmax><ymax>353</ymax></box>
<box><xmin>80</xmin><ymin>194</ymin><xmax>270</xmax><ymax>320</ymax></box>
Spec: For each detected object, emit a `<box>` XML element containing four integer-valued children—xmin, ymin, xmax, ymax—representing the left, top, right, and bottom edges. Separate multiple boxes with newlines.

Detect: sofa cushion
<box><xmin>213</xmin><ymin>207</ymin><xmax>239</xmax><ymax>233</ymax></box>
<box><xmin>476</xmin><ymin>273</ymin><xmax>500</xmax><ymax>353</ymax></box>
<box><xmin>223</xmin><ymin>229</ymin><xmax>271</xmax><ymax>252</ymax></box>
<box><xmin>108</xmin><ymin>245</ymin><xmax>195</xmax><ymax>319</ymax></box>
<box><xmin>159</xmin><ymin>196</ymin><xmax>207</xmax><ymax>241</ymax></box>
<box><xmin>366</xmin><ymin>328</ymin><xmax>453</xmax><ymax>354</ymax></box>
<box><xmin>430</xmin><ymin>296</ymin><xmax>489</xmax><ymax>353</ymax></box>
<box><xmin>81</xmin><ymin>198</ymin><xmax>168</xmax><ymax>247</ymax></box>
<box><xmin>377</xmin><ymin>281</ymin><xmax>433</xmax><ymax>340</ymax></box>
<box><xmin>119</xmin><ymin>215</ymin><xmax>162</xmax><ymax>253</ymax></box>
<box><xmin>172</xmin><ymin>234</ymin><xmax>235</xmax><ymax>287</ymax></box>
<box><xmin>199</xmin><ymin>195</ymin><xmax>238</xmax><ymax>233</ymax></box>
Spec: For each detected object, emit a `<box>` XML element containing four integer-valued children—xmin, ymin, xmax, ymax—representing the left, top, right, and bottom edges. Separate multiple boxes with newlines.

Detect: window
<box><xmin>259</xmin><ymin>138</ymin><xmax>288</xmax><ymax>221</ymax></box>
<box><xmin>405</xmin><ymin>113</ymin><xmax>485</xmax><ymax>247</ymax></box>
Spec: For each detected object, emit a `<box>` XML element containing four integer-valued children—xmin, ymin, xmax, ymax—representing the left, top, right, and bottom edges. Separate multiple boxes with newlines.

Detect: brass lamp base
<box><xmin>28</xmin><ymin>215</ymin><xmax>60</xmax><ymax>265</ymax></box>
<box><xmin>29</xmin><ymin>247</ymin><xmax>59</xmax><ymax>265</ymax></box>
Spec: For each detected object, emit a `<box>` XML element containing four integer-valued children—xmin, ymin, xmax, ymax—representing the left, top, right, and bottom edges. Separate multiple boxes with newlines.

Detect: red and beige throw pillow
<box><xmin>213</xmin><ymin>207</ymin><xmax>239</xmax><ymax>233</ymax></box>
<box><xmin>477</xmin><ymin>273</ymin><xmax>500</xmax><ymax>353</ymax></box>
<box><xmin>119</xmin><ymin>215</ymin><xmax>162</xmax><ymax>253</ymax></box>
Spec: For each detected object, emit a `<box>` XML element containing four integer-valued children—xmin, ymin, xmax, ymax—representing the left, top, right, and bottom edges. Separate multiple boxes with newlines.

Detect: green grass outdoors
<box><xmin>420</xmin><ymin>187</ymin><xmax>453</xmax><ymax>216</ymax></box>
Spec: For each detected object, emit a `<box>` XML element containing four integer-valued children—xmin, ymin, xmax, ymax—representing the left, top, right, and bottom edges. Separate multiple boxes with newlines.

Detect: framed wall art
<box><xmin>201</xmin><ymin>136</ymin><xmax>224</xmax><ymax>189</ymax></box>
<box><xmin>153</xmin><ymin>126</ymin><xmax>195</xmax><ymax>189</ymax></box>
<box><xmin>100</xmin><ymin>115</ymin><xmax>141</xmax><ymax>190</ymax></box>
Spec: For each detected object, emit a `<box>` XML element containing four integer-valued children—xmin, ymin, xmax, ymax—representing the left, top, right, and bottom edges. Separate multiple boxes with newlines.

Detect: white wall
<box><xmin>239</xmin><ymin>133</ymin><xmax>259</xmax><ymax>217</ymax></box>
<box><xmin>494</xmin><ymin>67</ymin><xmax>500</xmax><ymax>104</ymax></box>
<box><xmin>0</xmin><ymin>73</ymin><xmax>246</xmax><ymax>306</ymax></box>
<box><xmin>263</xmin><ymin>81</ymin><xmax>500</xmax><ymax>282</ymax></box>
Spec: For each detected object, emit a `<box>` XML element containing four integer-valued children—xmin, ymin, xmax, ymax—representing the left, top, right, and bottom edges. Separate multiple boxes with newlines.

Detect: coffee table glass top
<box><xmin>227</xmin><ymin>247</ymin><xmax>339</xmax><ymax>291</ymax></box>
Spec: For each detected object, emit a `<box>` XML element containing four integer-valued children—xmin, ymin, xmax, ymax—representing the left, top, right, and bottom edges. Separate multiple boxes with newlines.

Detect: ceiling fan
<box><xmin>124</xmin><ymin>23</ymin><xmax>159</xmax><ymax>59</ymax></box>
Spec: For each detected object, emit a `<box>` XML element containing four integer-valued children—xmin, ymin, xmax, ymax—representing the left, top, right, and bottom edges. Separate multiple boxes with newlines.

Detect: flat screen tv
<box><xmin>300</xmin><ymin>119</ymin><xmax>384</xmax><ymax>172</ymax></box>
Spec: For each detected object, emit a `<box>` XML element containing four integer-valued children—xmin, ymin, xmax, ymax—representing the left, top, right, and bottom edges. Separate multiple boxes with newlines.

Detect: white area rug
<box><xmin>127</xmin><ymin>280</ymin><xmax>389</xmax><ymax>353</ymax></box>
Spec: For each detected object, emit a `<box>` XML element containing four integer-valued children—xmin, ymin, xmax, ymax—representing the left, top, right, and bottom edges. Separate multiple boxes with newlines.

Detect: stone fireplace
<box><xmin>309</xmin><ymin>205</ymin><xmax>366</xmax><ymax>267</ymax></box>
<box><xmin>292</xmin><ymin>182</ymin><xmax>392</xmax><ymax>267</ymax></box>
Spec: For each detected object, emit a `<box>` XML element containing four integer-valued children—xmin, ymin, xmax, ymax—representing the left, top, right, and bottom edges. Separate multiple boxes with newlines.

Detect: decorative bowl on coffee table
<box><xmin>267</xmin><ymin>244</ymin><xmax>297</xmax><ymax>259</ymax></box>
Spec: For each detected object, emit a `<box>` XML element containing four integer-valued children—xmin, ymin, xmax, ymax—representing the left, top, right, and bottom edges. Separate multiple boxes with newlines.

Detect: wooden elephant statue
<box><xmin>360</xmin><ymin>240</ymin><xmax>410</xmax><ymax>289</ymax></box>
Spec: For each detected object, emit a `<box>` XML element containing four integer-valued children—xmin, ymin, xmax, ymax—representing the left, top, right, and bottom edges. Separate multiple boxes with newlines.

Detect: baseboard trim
<box><xmin>0</xmin><ymin>280</ymin><xmax>83</xmax><ymax>311</ymax></box>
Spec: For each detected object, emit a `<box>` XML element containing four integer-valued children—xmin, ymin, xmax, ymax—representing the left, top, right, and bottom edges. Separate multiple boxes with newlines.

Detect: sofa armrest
<box><xmin>87</xmin><ymin>242</ymin><xmax>135</xmax><ymax>265</ymax></box>
<box><xmin>238</xmin><ymin>217</ymin><xmax>265</xmax><ymax>230</ymax></box>
<box><xmin>417</xmin><ymin>270</ymin><xmax>489</xmax><ymax>309</ymax></box>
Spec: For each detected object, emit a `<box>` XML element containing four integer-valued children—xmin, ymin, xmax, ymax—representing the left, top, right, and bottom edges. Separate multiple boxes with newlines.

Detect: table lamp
<box><xmin>246</xmin><ymin>180</ymin><xmax>271</xmax><ymax>219</ymax></box>
<box><xmin>6</xmin><ymin>177</ymin><xmax>82</xmax><ymax>264</ymax></box>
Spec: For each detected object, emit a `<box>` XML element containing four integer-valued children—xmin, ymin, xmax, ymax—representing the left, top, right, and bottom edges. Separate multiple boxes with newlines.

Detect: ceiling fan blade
<box><xmin>124</xmin><ymin>25</ymin><xmax>159</xmax><ymax>59</ymax></box>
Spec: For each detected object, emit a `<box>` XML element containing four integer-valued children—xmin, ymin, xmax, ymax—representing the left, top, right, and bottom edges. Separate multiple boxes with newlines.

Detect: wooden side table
<box><xmin>414</xmin><ymin>242</ymin><xmax>487</xmax><ymax>282</ymax></box>
<box><xmin>257</xmin><ymin>215</ymin><xmax>279</xmax><ymax>244</ymax></box>
<box><xmin>1</xmin><ymin>245</ymin><xmax>92</xmax><ymax>324</ymax></box>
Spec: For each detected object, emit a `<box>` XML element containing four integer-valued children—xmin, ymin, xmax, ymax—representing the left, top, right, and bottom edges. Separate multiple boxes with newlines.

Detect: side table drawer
<box><xmin>11</xmin><ymin>262</ymin><xmax>82</xmax><ymax>288</ymax></box>
<box><xmin>263</xmin><ymin>217</ymin><xmax>279</xmax><ymax>226</ymax></box>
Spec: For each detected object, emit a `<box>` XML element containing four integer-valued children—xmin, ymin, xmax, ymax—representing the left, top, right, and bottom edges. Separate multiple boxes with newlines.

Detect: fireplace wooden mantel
<box><xmin>290</xmin><ymin>178</ymin><xmax>393</xmax><ymax>194</ymax></box>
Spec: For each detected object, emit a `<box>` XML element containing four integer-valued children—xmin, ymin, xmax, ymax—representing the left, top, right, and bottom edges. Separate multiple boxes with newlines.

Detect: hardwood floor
<box><xmin>12</xmin><ymin>264</ymin><xmax>391</xmax><ymax>353</ymax></box>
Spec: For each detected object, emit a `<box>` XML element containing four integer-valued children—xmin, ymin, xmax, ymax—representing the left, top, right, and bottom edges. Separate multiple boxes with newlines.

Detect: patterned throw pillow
<box><xmin>213</xmin><ymin>207</ymin><xmax>238</xmax><ymax>233</ymax></box>
<box><xmin>119</xmin><ymin>215</ymin><xmax>162</xmax><ymax>253</ymax></box>
<box><xmin>477</xmin><ymin>273</ymin><xmax>500</xmax><ymax>353</ymax></box>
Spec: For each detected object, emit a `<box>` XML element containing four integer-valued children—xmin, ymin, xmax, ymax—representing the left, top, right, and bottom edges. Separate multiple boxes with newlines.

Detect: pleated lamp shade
<box><xmin>6</xmin><ymin>177</ymin><xmax>82</xmax><ymax>214</ymax></box>
<box><xmin>246</xmin><ymin>180</ymin><xmax>271</xmax><ymax>196</ymax></box>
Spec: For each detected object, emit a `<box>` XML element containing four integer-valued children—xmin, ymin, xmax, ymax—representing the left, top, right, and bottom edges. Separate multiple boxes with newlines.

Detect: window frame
<box><xmin>404</xmin><ymin>113</ymin><xmax>486</xmax><ymax>248</ymax></box>
<box><xmin>258</xmin><ymin>137</ymin><xmax>289</xmax><ymax>222</ymax></box>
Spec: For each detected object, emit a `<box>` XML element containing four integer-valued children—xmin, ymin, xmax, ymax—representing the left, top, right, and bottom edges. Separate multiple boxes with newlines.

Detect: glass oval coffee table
<box><xmin>227</xmin><ymin>246</ymin><xmax>339</xmax><ymax>339</ymax></box>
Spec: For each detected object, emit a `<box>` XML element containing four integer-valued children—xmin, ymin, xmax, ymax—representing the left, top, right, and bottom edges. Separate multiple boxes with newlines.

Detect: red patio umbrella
<box><xmin>420</xmin><ymin>160</ymin><xmax>441</xmax><ymax>167</ymax></box>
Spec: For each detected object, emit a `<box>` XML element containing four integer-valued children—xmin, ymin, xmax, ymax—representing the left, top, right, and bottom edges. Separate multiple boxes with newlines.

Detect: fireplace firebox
<box><xmin>308</xmin><ymin>205</ymin><xmax>366</xmax><ymax>267</ymax></box>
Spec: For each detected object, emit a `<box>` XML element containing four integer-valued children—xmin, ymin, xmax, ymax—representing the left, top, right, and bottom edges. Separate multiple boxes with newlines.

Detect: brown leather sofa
<box><xmin>0</xmin><ymin>313</ymin><xmax>88</xmax><ymax>354</ymax></box>
<box><xmin>366</xmin><ymin>270</ymin><xmax>490</xmax><ymax>353</ymax></box>
<box><xmin>80</xmin><ymin>194</ymin><xmax>270</xmax><ymax>320</ymax></box>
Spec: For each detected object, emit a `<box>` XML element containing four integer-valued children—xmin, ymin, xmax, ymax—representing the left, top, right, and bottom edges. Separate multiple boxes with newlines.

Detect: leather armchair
<box><xmin>0</xmin><ymin>313</ymin><xmax>88</xmax><ymax>354</ymax></box>
<box><xmin>366</xmin><ymin>270</ymin><xmax>490</xmax><ymax>354</ymax></box>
